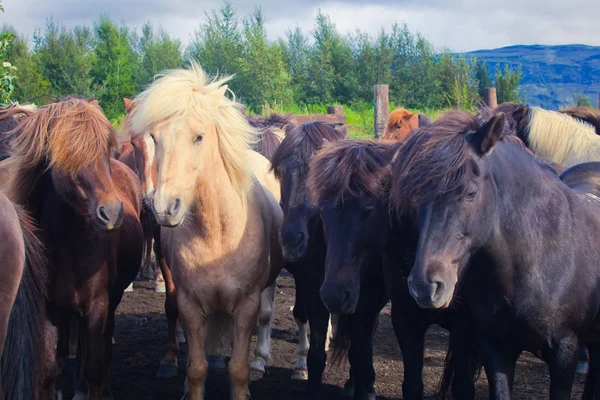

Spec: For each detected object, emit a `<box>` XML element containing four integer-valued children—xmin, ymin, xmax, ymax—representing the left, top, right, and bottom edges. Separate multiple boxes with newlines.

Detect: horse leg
<box><xmin>305</xmin><ymin>283</ymin><xmax>330</xmax><ymax>399</ymax></box>
<box><xmin>583</xmin><ymin>343</ymin><xmax>600</xmax><ymax>399</ymax></box>
<box><xmin>250</xmin><ymin>282</ymin><xmax>276</xmax><ymax>381</ymax></box>
<box><xmin>545</xmin><ymin>335</ymin><xmax>578</xmax><ymax>400</ymax></box>
<box><xmin>391</xmin><ymin>303</ymin><xmax>427</xmax><ymax>400</ymax></box>
<box><xmin>74</xmin><ymin>295</ymin><xmax>109</xmax><ymax>400</ymax></box>
<box><xmin>480</xmin><ymin>340</ymin><xmax>520</xmax><ymax>400</ymax></box>
<box><xmin>448</xmin><ymin>324</ymin><xmax>477</xmax><ymax>400</ymax></box>
<box><xmin>291</xmin><ymin>280</ymin><xmax>310</xmax><ymax>381</ymax></box>
<box><xmin>348</xmin><ymin>280</ymin><xmax>387</xmax><ymax>400</ymax></box>
<box><xmin>179</xmin><ymin>293</ymin><xmax>208</xmax><ymax>400</ymax></box>
<box><xmin>229</xmin><ymin>293</ymin><xmax>261</xmax><ymax>400</ymax></box>
<box><xmin>41</xmin><ymin>316</ymin><xmax>60</xmax><ymax>400</ymax></box>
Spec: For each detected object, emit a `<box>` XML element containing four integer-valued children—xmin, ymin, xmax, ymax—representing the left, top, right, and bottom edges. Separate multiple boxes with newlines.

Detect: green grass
<box><xmin>111</xmin><ymin>102</ymin><xmax>451</xmax><ymax>138</ymax></box>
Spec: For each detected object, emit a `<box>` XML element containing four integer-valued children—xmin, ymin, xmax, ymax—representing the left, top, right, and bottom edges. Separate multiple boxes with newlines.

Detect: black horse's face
<box><xmin>408</xmin><ymin>153</ymin><xmax>499</xmax><ymax>309</ymax></box>
<box><xmin>278</xmin><ymin>164</ymin><xmax>316</xmax><ymax>261</ymax></box>
<box><xmin>318</xmin><ymin>196</ymin><xmax>388</xmax><ymax>314</ymax></box>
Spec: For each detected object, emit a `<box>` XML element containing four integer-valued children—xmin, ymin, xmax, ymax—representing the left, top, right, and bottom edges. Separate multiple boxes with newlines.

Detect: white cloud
<box><xmin>2</xmin><ymin>0</ymin><xmax>599</xmax><ymax>51</ymax></box>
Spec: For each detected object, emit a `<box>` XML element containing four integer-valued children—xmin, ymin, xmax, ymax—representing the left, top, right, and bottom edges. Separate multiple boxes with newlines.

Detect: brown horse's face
<box><xmin>385</xmin><ymin>113</ymin><xmax>419</xmax><ymax>141</ymax></box>
<box><xmin>277</xmin><ymin>152</ymin><xmax>315</xmax><ymax>261</ymax></box>
<box><xmin>131</xmin><ymin>132</ymin><xmax>156</xmax><ymax>202</ymax></box>
<box><xmin>318</xmin><ymin>196</ymin><xmax>388</xmax><ymax>314</ymax></box>
<box><xmin>53</xmin><ymin>156</ymin><xmax>124</xmax><ymax>231</ymax></box>
<box><xmin>407</xmin><ymin>117</ymin><xmax>504</xmax><ymax>309</ymax></box>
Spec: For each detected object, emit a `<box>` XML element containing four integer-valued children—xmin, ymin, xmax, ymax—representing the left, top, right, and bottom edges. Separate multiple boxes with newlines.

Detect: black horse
<box><xmin>271</xmin><ymin>122</ymin><xmax>385</xmax><ymax>399</ymax></box>
<box><xmin>392</xmin><ymin>110</ymin><xmax>600</xmax><ymax>399</ymax></box>
<box><xmin>308</xmin><ymin>139</ymin><xmax>479</xmax><ymax>399</ymax></box>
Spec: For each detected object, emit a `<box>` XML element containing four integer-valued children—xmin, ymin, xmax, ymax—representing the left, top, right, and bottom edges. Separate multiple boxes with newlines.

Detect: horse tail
<box><xmin>1</xmin><ymin>207</ymin><xmax>47</xmax><ymax>400</ymax></box>
<box><xmin>139</xmin><ymin>205</ymin><xmax>155</xmax><ymax>277</ymax></box>
<box><xmin>437</xmin><ymin>327</ymin><xmax>482</xmax><ymax>400</ymax></box>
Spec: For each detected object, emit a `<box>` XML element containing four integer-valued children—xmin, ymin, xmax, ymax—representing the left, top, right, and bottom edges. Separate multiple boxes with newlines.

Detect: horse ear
<box><xmin>208</xmin><ymin>85</ymin><xmax>228</xmax><ymax>105</ymax></box>
<box><xmin>468</xmin><ymin>113</ymin><xmax>505</xmax><ymax>156</ymax></box>
<box><xmin>90</xmin><ymin>99</ymin><xmax>99</xmax><ymax>106</ymax></box>
<box><xmin>123</xmin><ymin>98</ymin><xmax>133</xmax><ymax>113</ymax></box>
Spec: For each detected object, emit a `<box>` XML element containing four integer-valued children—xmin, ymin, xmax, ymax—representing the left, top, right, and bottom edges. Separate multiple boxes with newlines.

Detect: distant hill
<box><xmin>467</xmin><ymin>44</ymin><xmax>600</xmax><ymax>110</ymax></box>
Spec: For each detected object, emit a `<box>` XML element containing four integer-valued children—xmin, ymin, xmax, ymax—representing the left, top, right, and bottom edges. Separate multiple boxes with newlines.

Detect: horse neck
<box><xmin>190</xmin><ymin>153</ymin><xmax>251</xmax><ymax>247</ymax></box>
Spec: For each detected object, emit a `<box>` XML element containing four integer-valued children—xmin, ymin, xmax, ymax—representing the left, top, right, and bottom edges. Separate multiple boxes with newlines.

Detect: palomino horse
<box><xmin>391</xmin><ymin>110</ymin><xmax>600</xmax><ymax>399</ymax></box>
<box><xmin>308</xmin><ymin>139</ymin><xmax>479</xmax><ymax>399</ymax></box>
<box><xmin>0</xmin><ymin>99</ymin><xmax>144</xmax><ymax>400</ymax></box>
<box><xmin>482</xmin><ymin>102</ymin><xmax>600</xmax><ymax>167</ymax></box>
<box><xmin>0</xmin><ymin>194</ymin><xmax>47</xmax><ymax>400</ymax></box>
<box><xmin>131</xmin><ymin>62</ymin><xmax>284</xmax><ymax>399</ymax></box>
<box><xmin>383</xmin><ymin>108</ymin><xmax>431</xmax><ymax>141</ymax></box>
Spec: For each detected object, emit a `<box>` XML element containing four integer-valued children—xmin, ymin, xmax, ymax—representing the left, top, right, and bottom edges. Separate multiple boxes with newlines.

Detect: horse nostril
<box><xmin>429</xmin><ymin>280</ymin><xmax>446</xmax><ymax>301</ymax></box>
<box><xmin>296</xmin><ymin>232</ymin><xmax>304</xmax><ymax>246</ymax></box>
<box><xmin>97</xmin><ymin>206</ymin><xmax>110</xmax><ymax>223</ymax></box>
<box><xmin>168</xmin><ymin>198</ymin><xmax>181</xmax><ymax>216</ymax></box>
<box><xmin>342</xmin><ymin>290</ymin><xmax>352</xmax><ymax>308</ymax></box>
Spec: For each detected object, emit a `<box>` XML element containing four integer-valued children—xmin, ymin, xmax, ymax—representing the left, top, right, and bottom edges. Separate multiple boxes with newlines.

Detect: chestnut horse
<box><xmin>392</xmin><ymin>110</ymin><xmax>600</xmax><ymax>399</ymax></box>
<box><xmin>383</xmin><ymin>108</ymin><xmax>430</xmax><ymax>141</ymax></box>
<box><xmin>131</xmin><ymin>62</ymin><xmax>284</xmax><ymax>399</ymax></box>
<box><xmin>0</xmin><ymin>195</ymin><xmax>47</xmax><ymax>400</ymax></box>
<box><xmin>0</xmin><ymin>99</ymin><xmax>143</xmax><ymax>400</ymax></box>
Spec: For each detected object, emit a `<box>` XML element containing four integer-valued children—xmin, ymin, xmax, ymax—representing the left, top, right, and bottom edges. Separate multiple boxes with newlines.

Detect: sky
<box><xmin>2</xmin><ymin>0</ymin><xmax>599</xmax><ymax>52</ymax></box>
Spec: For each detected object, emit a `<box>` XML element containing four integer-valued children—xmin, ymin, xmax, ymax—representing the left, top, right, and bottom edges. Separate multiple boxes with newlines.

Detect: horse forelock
<box><xmin>131</xmin><ymin>61</ymin><xmax>257</xmax><ymax>198</ymax></box>
<box><xmin>270</xmin><ymin>122</ymin><xmax>347</xmax><ymax>179</ymax></box>
<box><xmin>390</xmin><ymin>111</ymin><xmax>480</xmax><ymax>214</ymax></box>
<box><xmin>309</xmin><ymin>140</ymin><xmax>398</xmax><ymax>205</ymax></box>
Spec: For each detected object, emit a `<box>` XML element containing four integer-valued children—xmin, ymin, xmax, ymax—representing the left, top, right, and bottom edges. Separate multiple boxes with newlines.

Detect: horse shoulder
<box><xmin>110</xmin><ymin>159</ymin><xmax>143</xmax><ymax>217</ymax></box>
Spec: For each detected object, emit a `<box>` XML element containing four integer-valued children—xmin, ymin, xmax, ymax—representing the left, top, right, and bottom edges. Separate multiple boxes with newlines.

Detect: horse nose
<box><xmin>320</xmin><ymin>283</ymin><xmax>355</xmax><ymax>314</ymax></box>
<box><xmin>294</xmin><ymin>232</ymin><xmax>304</xmax><ymax>246</ymax></box>
<box><xmin>426</xmin><ymin>280</ymin><xmax>445</xmax><ymax>303</ymax></box>
<box><xmin>167</xmin><ymin>198</ymin><xmax>181</xmax><ymax>216</ymax></box>
<box><xmin>408</xmin><ymin>274</ymin><xmax>447</xmax><ymax>308</ymax></box>
<box><xmin>96</xmin><ymin>202</ymin><xmax>124</xmax><ymax>231</ymax></box>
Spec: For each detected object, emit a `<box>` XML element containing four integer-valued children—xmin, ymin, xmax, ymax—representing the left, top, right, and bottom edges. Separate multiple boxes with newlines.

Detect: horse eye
<box><xmin>194</xmin><ymin>135</ymin><xmax>203</xmax><ymax>144</ymax></box>
<box><xmin>463</xmin><ymin>189</ymin><xmax>479</xmax><ymax>201</ymax></box>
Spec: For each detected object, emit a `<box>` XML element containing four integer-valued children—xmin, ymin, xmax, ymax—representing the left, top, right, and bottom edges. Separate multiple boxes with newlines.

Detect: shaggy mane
<box><xmin>559</xmin><ymin>106</ymin><xmax>600</xmax><ymax>135</ymax></box>
<box><xmin>270</xmin><ymin>122</ymin><xmax>346</xmax><ymax>179</ymax></box>
<box><xmin>308</xmin><ymin>139</ymin><xmax>401</xmax><ymax>204</ymax></box>
<box><xmin>527</xmin><ymin>106</ymin><xmax>600</xmax><ymax>166</ymax></box>
<box><xmin>131</xmin><ymin>61</ymin><xmax>256</xmax><ymax>197</ymax></box>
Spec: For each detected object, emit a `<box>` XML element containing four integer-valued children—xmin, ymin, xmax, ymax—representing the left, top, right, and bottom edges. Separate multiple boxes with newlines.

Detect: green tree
<box><xmin>236</xmin><ymin>8</ymin><xmax>292</xmax><ymax>110</ymax></box>
<box><xmin>136</xmin><ymin>23</ymin><xmax>183</xmax><ymax>88</ymax></box>
<box><xmin>495</xmin><ymin>62</ymin><xmax>523</xmax><ymax>103</ymax></box>
<box><xmin>574</xmin><ymin>92</ymin><xmax>591</xmax><ymax>107</ymax></box>
<box><xmin>90</xmin><ymin>16</ymin><xmax>139</xmax><ymax>119</ymax></box>
<box><xmin>1</xmin><ymin>28</ymin><xmax>51</xmax><ymax>104</ymax></box>
<box><xmin>0</xmin><ymin>30</ymin><xmax>16</xmax><ymax>105</ymax></box>
<box><xmin>34</xmin><ymin>19</ymin><xmax>95</xmax><ymax>99</ymax></box>
<box><xmin>474</xmin><ymin>59</ymin><xmax>492</xmax><ymax>100</ymax></box>
<box><xmin>284</xmin><ymin>27</ymin><xmax>310</xmax><ymax>103</ymax></box>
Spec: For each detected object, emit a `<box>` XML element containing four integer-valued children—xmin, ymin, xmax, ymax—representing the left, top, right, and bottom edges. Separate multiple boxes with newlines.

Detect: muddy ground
<box><xmin>57</xmin><ymin>271</ymin><xmax>586</xmax><ymax>399</ymax></box>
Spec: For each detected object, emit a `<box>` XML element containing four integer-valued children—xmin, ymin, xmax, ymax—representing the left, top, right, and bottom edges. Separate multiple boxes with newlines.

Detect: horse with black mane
<box><xmin>391</xmin><ymin>110</ymin><xmax>600</xmax><ymax>399</ymax></box>
<box><xmin>308</xmin><ymin>139</ymin><xmax>480</xmax><ymax>400</ymax></box>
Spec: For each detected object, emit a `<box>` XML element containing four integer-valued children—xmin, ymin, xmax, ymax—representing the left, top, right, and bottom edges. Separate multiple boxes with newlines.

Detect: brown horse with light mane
<box><xmin>131</xmin><ymin>62</ymin><xmax>284</xmax><ymax>400</ymax></box>
<box><xmin>0</xmin><ymin>194</ymin><xmax>47</xmax><ymax>400</ymax></box>
<box><xmin>0</xmin><ymin>98</ymin><xmax>143</xmax><ymax>400</ymax></box>
<box><xmin>384</xmin><ymin>108</ymin><xmax>430</xmax><ymax>141</ymax></box>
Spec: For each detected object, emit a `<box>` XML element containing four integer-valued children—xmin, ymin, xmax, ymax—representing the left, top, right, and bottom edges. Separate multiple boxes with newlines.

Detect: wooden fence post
<box><xmin>485</xmin><ymin>87</ymin><xmax>498</xmax><ymax>108</ymax></box>
<box><xmin>374</xmin><ymin>84</ymin><xmax>389</xmax><ymax>139</ymax></box>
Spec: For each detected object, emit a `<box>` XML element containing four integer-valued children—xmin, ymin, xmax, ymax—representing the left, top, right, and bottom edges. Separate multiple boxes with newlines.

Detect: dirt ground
<box><xmin>57</xmin><ymin>271</ymin><xmax>587</xmax><ymax>399</ymax></box>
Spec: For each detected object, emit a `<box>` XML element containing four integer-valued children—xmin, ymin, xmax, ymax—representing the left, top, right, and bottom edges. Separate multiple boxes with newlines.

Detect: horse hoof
<box><xmin>250</xmin><ymin>367</ymin><xmax>265</xmax><ymax>381</ymax></box>
<box><xmin>340</xmin><ymin>387</ymin><xmax>354</xmax><ymax>398</ymax></box>
<box><xmin>124</xmin><ymin>283</ymin><xmax>134</xmax><ymax>292</ymax></box>
<box><xmin>73</xmin><ymin>391</ymin><xmax>87</xmax><ymax>400</ymax></box>
<box><xmin>577</xmin><ymin>361</ymin><xmax>589</xmax><ymax>374</ymax></box>
<box><xmin>154</xmin><ymin>282</ymin><xmax>166</xmax><ymax>293</ymax></box>
<box><xmin>291</xmin><ymin>368</ymin><xmax>308</xmax><ymax>381</ymax></box>
<box><xmin>156</xmin><ymin>363</ymin><xmax>178</xmax><ymax>378</ymax></box>
<box><xmin>177</xmin><ymin>330</ymin><xmax>186</xmax><ymax>344</ymax></box>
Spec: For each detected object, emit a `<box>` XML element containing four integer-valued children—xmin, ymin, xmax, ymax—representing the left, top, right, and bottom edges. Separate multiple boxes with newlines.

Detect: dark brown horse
<box><xmin>272</xmin><ymin>122</ymin><xmax>385</xmax><ymax>400</ymax></box>
<box><xmin>0</xmin><ymin>99</ymin><xmax>143</xmax><ymax>400</ymax></box>
<box><xmin>391</xmin><ymin>110</ymin><xmax>600</xmax><ymax>399</ymax></box>
<box><xmin>308</xmin><ymin>139</ymin><xmax>479</xmax><ymax>400</ymax></box>
<box><xmin>0</xmin><ymin>194</ymin><xmax>47</xmax><ymax>400</ymax></box>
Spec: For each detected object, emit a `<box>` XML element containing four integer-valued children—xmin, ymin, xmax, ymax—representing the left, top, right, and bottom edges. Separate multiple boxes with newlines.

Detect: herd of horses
<box><xmin>1</xmin><ymin>61</ymin><xmax>600</xmax><ymax>400</ymax></box>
